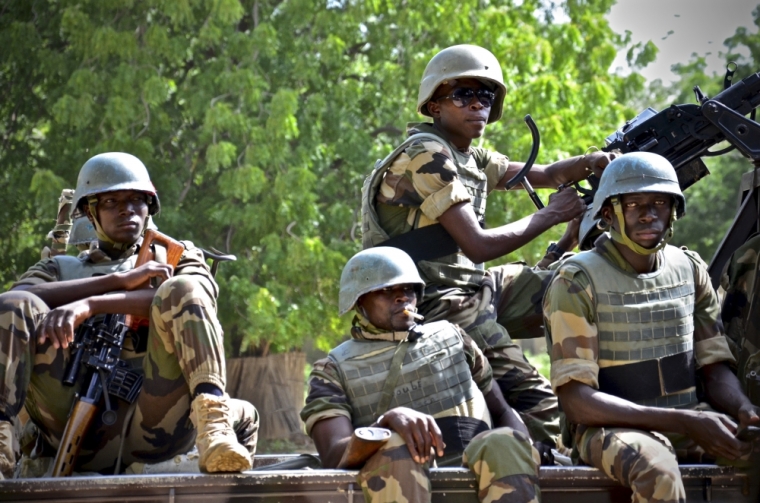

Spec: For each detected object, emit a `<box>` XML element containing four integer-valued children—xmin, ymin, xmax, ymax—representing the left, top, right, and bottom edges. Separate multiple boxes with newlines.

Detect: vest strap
<box><xmin>376</xmin><ymin>340</ymin><xmax>411</xmax><ymax>416</ymax></box>
<box><xmin>598</xmin><ymin>350</ymin><xmax>695</xmax><ymax>402</ymax></box>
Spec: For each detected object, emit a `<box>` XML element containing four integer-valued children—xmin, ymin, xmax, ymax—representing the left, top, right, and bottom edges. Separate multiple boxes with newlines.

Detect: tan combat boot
<box><xmin>0</xmin><ymin>420</ymin><xmax>18</xmax><ymax>480</ymax></box>
<box><xmin>190</xmin><ymin>394</ymin><xmax>252</xmax><ymax>473</ymax></box>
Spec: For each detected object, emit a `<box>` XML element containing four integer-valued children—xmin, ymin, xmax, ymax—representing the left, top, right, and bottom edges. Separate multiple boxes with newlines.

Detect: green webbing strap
<box><xmin>375</xmin><ymin>340</ymin><xmax>411</xmax><ymax>416</ymax></box>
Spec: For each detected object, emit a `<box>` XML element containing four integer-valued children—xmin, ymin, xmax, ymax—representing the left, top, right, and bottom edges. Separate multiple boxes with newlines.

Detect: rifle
<box><xmin>336</xmin><ymin>427</ymin><xmax>392</xmax><ymax>469</ymax></box>
<box><xmin>580</xmin><ymin>66</ymin><xmax>760</xmax><ymax>284</ymax></box>
<box><xmin>51</xmin><ymin>229</ymin><xmax>185</xmax><ymax>476</ymax></box>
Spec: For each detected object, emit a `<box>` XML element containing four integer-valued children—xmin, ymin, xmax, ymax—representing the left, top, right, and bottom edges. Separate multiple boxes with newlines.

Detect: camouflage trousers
<box><xmin>421</xmin><ymin>264</ymin><xmax>559</xmax><ymax>446</ymax></box>
<box><xmin>576</xmin><ymin>402</ymin><xmax>760</xmax><ymax>503</ymax></box>
<box><xmin>0</xmin><ymin>276</ymin><xmax>256</xmax><ymax>474</ymax></box>
<box><xmin>577</xmin><ymin>427</ymin><xmax>685</xmax><ymax>503</ymax></box>
<box><xmin>358</xmin><ymin>427</ymin><xmax>540</xmax><ymax>503</ymax></box>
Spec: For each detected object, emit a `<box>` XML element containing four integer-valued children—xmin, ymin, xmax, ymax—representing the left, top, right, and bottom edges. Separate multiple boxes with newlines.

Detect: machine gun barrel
<box><xmin>602</xmin><ymin>70</ymin><xmax>760</xmax><ymax>192</ymax></box>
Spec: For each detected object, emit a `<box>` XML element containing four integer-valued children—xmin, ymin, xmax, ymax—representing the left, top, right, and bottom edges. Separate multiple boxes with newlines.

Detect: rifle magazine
<box><xmin>107</xmin><ymin>365</ymin><xmax>144</xmax><ymax>404</ymax></box>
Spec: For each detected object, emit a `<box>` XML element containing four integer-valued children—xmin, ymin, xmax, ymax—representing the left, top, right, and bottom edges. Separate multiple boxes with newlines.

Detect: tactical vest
<box><xmin>329</xmin><ymin>321</ymin><xmax>479</xmax><ymax>428</ymax></box>
<box><xmin>54</xmin><ymin>254</ymin><xmax>138</xmax><ymax>281</ymax></box>
<box><xmin>563</xmin><ymin>245</ymin><xmax>699</xmax><ymax>408</ymax></box>
<box><xmin>360</xmin><ymin>131</ymin><xmax>487</xmax><ymax>287</ymax></box>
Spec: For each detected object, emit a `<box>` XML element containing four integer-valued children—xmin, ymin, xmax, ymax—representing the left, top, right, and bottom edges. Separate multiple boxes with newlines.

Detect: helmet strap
<box><xmin>609</xmin><ymin>197</ymin><xmax>674</xmax><ymax>255</ymax></box>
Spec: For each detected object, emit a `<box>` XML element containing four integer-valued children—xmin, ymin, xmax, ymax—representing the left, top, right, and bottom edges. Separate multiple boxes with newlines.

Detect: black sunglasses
<box><xmin>435</xmin><ymin>87</ymin><xmax>496</xmax><ymax>108</ymax></box>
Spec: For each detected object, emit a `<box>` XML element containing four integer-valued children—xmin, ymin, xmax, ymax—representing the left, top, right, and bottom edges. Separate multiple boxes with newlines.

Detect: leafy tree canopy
<box><xmin>1</xmin><ymin>0</ymin><xmax>649</xmax><ymax>356</ymax></box>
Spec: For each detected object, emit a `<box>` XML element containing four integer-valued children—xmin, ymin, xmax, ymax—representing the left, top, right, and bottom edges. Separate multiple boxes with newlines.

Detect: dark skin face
<box><xmin>600</xmin><ymin>192</ymin><xmax>673</xmax><ymax>273</ymax></box>
<box><xmin>424</xmin><ymin>78</ymin><xmax>491</xmax><ymax>150</ymax></box>
<box><xmin>84</xmin><ymin>190</ymin><xmax>150</xmax><ymax>247</ymax></box>
<box><xmin>356</xmin><ymin>284</ymin><xmax>419</xmax><ymax>332</ymax></box>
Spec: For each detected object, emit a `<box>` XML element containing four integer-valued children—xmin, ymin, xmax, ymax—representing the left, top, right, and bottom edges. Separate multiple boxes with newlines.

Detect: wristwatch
<box><xmin>546</xmin><ymin>242</ymin><xmax>566</xmax><ymax>258</ymax></box>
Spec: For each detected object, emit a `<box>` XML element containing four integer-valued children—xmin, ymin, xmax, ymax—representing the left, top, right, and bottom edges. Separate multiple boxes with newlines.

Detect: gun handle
<box><xmin>126</xmin><ymin>230</ymin><xmax>186</xmax><ymax>331</ymax></box>
<box><xmin>52</xmin><ymin>400</ymin><xmax>98</xmax><ymax>477</ymax></box>
<box><xmin>336</xmin><ymin>427</ymin><xmax>392</xmax><ymax>469</ymax></box>
<box><xmin>135</xmin><ymin>229</ymin><xmax>185</xmax><ymax>269</ymax></box>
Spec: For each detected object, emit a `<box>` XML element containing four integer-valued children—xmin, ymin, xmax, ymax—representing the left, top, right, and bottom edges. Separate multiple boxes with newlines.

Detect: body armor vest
<box><xmin>563</xmin><ymin>245</ymin><xmax>698</xmax><ymax>408</ymax></box>
<box><xmin>360</xmin><ymin>130</ymin><xmax>488</xmax><ymax>288</ymax></box>
<box><xmin>329</xmin><ymin>321</ymin><xmax>479</xmax><ymax>428</ymax></box>
<box><xmin>54</xmin><ymin>254</ymin><xmax>138</xmax><ymax>281</ymax></box>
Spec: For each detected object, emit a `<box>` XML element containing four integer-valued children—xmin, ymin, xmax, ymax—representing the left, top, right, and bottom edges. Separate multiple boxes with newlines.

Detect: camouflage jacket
<box><xmin>373</xmin><ymin>123</ymin><xmax>509</xmax><ymax>294</ymax></box>
<box><xmin>544</xmin><ymin>233</ymin><xmax>734</xmax><ymax>394</ymax></box>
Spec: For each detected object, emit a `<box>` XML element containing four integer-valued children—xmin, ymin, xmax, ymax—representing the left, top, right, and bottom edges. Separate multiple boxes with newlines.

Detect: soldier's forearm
<box><xmin>12</xmin><ymin>274</ymin><xmax>126</xmax><ymax>309</ymax></box>
<box><xmin>310</xmin><ymin>416</ymin><xmax>355</xmax><ymax>469</ymax></box>
<box><xmin>701</xmin><ymin>362</ymin><xmax>752</xmax><ymax>418</ymax></box>
<box><xmin>86</xmin><ymin>289</ymin><xmax>157</xmax><ymax>318</ymax></box>
<box><xmin>484</xmin><ymin>387</ymin><xmax>529</xmax><ymax>435</ymax></box>
<box><xmin>558</xmin><ymin>380</ymin><xmax>693</xmax><ymax>435</ymax></box>
<box><xmin>439</xmin><ymin>203</ymin><xmax>559</xmax><ymax>264</ymax></box>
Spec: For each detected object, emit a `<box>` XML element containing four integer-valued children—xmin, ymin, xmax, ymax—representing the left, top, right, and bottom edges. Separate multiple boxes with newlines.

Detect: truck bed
<box><xmin>0</xmin><ymin>455</ymin><xmax>750</xmax><ymax>502</ymax></box>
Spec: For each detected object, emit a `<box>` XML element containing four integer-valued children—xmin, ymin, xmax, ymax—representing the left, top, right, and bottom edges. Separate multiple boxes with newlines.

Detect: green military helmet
<box><xmin>591</xmin><ymin>152</ymin><xmax>685</xmax><ymax>219</ymax></box>
<box><xmin>69</xmin><ymin>213</ymin><xmax>97</xmax><ymax>246</ymax></box>
<box><xmin>592</xmin><ymin>152</ymin><xmax>684</xmax><ymax>255</ymax></box>
<box><xmin>417</xmin><ymin>44</ymin><xmax>506</xmax><ymax>124</ymax></box>
<box><xmin>339</xmin><ymin>247</ymin><xmax>425</xmax><ymax>316</ymax></box>
<box><xmin>71</xmin><ymin>152</ymin><xmax>160</xmax><ymax>216</ymax></box>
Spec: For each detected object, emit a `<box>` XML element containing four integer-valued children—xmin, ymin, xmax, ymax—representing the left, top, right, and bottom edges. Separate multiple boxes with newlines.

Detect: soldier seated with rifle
<box><xmin>301</xmin><ymin>247</ymin><xmax>540</xmax><ymax>503</ymax></box>
<box><xmin>0</xmin><ymin>152</ymin><xmax>257</xmax><ymax>478</ymax></box>
<box><xmin>544</xmin><ymin>152</ymin><xmax>760</xmax><ymax>501</ymax></box>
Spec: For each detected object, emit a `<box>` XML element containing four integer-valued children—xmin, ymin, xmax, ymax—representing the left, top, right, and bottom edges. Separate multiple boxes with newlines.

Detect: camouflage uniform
<box><xmin>301</xmin><ymin>316</ymin><xmax>540</xmax><ymax>503</ymax></box>
<box><xmin>0</xmin><ymin>241</ymin><xmax>257</xmax><ymax>474</ymax></box>
<box><xmin>365</xmin><ymin>123</ymin><xmax>558</xmax><ymax>445</ymax></box>
<box><xmin>721</xmin><ymin>233</ymin><xmax>760</xmax><ymax>404</ymax></box>
<box><xmin>544</xmin><ymin>234</ymin><xmax>736</xmax><ymax>502</ymax></box>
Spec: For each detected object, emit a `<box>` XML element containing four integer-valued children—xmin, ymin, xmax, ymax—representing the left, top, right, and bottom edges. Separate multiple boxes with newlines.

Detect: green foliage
<box><xmin>1</xmin><ymin>0</ymin><xmax>647</xmax><ymax>356</ymax></box>
<box><xmin>525</xmin><ymin>350</ymin><xmax>551</xmax><ymax>380</ymax></box>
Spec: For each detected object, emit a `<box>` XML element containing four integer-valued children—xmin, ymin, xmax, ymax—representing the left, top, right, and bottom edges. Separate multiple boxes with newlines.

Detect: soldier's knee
<box><xmin>0</xmin><ymin>290</ymin><xmax>47</xmax><ymax>313</ymax></box>
<box><xmin>155</xmin><ymin>276</ymin><xmax>215</xmax><ymax>308</ymax></box>
<box><xmin>156</xmin><ymin>276</ymin><xmax>195</xmax><ymax>299</ymax></box>
<box><xmin>0</xmin><ymin>291</ymin><xmax>48</xmax><ymax>339</ymax></box>
<box><xmin>465</xmin><ymin>427</ymin><xmax>539</xmax><ymax>473</ymax></box>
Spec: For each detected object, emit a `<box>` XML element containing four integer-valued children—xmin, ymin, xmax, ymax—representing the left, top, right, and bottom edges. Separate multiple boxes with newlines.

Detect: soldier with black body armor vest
<box><xmin>0</xmin><ymin>153</ymin><xmax>257</xmax><ymax>478</ymax></box>
<box><xmin>544</xmin><ymin>152</ymin><xmax>760</xmax><ymax>502</ymax></box>
<box><xmin>361</xmin><ymin>44</ymin><xmax>616</xmax><ymax>449</ymax></box>
<box><xmin>301</xmin><ymin>247</ymin><xmax>541</xmax><ymax>503</ymax></box>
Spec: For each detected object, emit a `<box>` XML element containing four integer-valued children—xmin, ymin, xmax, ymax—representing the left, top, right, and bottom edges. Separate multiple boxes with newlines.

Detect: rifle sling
<box><xmin>375</xmin><ymin>340</ymin><xmax>411</xmax><ymax>417</ymax></box>
<box><xmin>598</xmin><ymin>350</ymin><xmax>695</xmax><ymax>403</ymax></box>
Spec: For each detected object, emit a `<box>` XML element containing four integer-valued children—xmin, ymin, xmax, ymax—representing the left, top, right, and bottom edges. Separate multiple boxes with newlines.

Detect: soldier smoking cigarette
<box><xmin>403</xmin><ymin>309</ymin><xmax>425</xmax><ymax>321</ymax></box>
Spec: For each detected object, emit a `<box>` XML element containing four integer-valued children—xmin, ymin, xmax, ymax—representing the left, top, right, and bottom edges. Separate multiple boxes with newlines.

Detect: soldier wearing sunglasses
<box><xmin>360</xmin><ymin>44</ymin><xmax>615</xmax><ymax>453</ymax></box>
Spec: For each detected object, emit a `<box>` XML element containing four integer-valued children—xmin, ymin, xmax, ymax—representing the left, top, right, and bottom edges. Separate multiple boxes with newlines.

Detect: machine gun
<box><xmin>579</xmin><ymin>66</ymin><xmax>760</xmax><ymax>285</ymax></box>
<box><xmin>51</xmin><ymin>229</ymin><xmax>186</xmax><ymax>477</ymax></box>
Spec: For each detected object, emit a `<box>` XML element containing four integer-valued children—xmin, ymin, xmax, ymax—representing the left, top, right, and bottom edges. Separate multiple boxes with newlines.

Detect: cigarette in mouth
<box><xmin>403</xmin><ymin>310</ymin><xmax>425</xmax><ymax>321</ymax></box>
